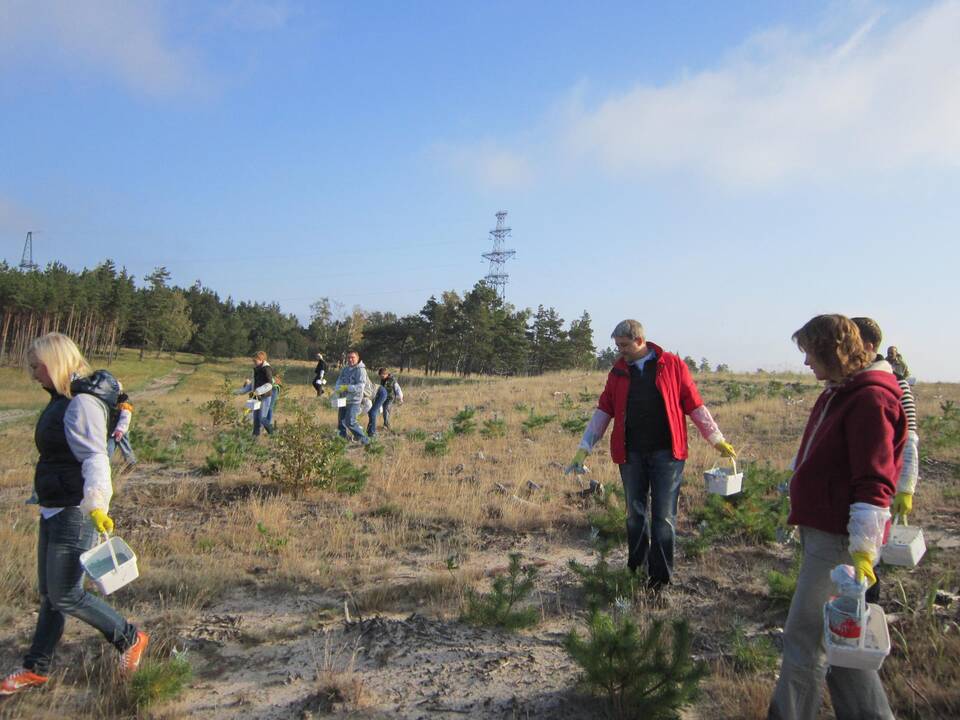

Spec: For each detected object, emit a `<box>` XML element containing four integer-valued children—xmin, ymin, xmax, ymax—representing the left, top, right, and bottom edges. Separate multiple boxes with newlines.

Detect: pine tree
<box><xmin>564</xmin><ymin>611</ymin><xmax>707</xmax><ymax>720</ymax></box>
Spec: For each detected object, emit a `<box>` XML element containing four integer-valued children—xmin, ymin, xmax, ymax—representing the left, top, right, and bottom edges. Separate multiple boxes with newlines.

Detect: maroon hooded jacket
<box><xmin>788</xmin><ymin>367</ymin><xmax>906</xmax><ymax>536</ymax></box>
<box><xmin>597</xmin><ymin>342</ymin><xmax>704</xmax><ymax>464</ymax></box>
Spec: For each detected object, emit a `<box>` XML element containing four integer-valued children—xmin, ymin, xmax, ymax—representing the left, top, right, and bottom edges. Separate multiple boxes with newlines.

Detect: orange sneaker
<box><xmin>0</xmin><ymin>668</ymin><xmax>49</xmax><ymax>695</ymax></box>
<box><xmin>119</xmin><ymin>631</ymin><xmax>150</xmax><ymax>676</ymax></box>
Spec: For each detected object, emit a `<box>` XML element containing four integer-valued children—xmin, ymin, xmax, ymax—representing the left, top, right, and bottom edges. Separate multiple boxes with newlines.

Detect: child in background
<box><xmin>108</xmin><ymin>384</ymin><xmax>137</xmax><ymax>469</ymax></box>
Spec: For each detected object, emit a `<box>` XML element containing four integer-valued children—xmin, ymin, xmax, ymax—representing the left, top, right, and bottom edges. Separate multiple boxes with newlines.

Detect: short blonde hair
<box><xmin>792</xmin><ymin>314</ymin><xmax>870</xmax><ymax>380</ymax></box>
<box><xmin>253</xmin><ymin>351</ymin><xmax>267</xmax><ymax>363</ymax></box>
<box><xmin>28</xmin><ymin>333</ymin><xmax>91</xmax><ymax>397</ymax></box>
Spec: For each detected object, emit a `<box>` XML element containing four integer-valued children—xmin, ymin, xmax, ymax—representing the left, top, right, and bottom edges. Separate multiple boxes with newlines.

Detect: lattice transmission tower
<box><xmin>19</xmin><ymin>231</ymin><xmax>38</xmax><ymax>271</ymax></box>
<box><xmin>481</xmin><ymin>211</ymin><xmax>515</xmax><ymax>299</ymax></box>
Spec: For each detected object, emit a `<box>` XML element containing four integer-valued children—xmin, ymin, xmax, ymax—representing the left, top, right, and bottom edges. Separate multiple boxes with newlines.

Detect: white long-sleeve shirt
<box><xmin>39</xmin><ymin>393</ymin><xmax>113</xmax><ymax>519</ymax></box>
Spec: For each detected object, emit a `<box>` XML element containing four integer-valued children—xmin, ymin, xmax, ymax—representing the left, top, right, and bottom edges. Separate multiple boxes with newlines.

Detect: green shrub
<box><xmin>587</xmin><ymin>485</ymin><xmax>628</xmax><ymax>544</ymax></box>
<box><xmin>560</xmin><ymin>413</ymin><xmax>590</xmax><ymax>435</ymax></box>
<box><xmin>521</xmin><ymin>409</ymin><xmax>556</xmax><ymax>432</ymax></box>
<box><xmin>579</xmin><ymin>389</ymin><xmax>596</xmax><ymax>402</ymax></box>
<box><xmin>128</xmin><ymin>655</ymin><xmax>193</xmax><ymax>709</ymax></box>
<box><xmin>728</xmin><ymin>624</ymin><xmax>779</xmax><ymax>672</ymax></box>
<box><xmin>462</xmin><ymin>553</ymin><xmax>539</xmax><ymax>630</ymax></box>
<box><xmin>691</xmin><ymin>464</ymin><xmax>790</xmax><ymax>547</ymax></box>
<box><xmin>126</xmin><ymin>407</ymin><xmax>184</xmax><ymax>464</ymax></box>
<box><xmin>481</xmin><ymin>417</ymin><xmax>507</xmax><ymax>438</ymax></box>
<box><xmin>256</xmin><ymin>521</ymin><xmax>288</xmax><ymax>553</ymax></box>
<box><xmin>201</xmin><ymin>379</ymin><xmax>243</xmax><ymax>428</ymax></box>
<box><xmin>203</xmin><ymin>426</ymin><xmax>267</xmax><ymax>474</ymax></box>
<box><xmin>767</xmin><ymin>548</ymin><xmax>801</xmax><ymax>609</ymax></box>
<box><xmin>564</xmin><ymin>612</ymin><xmax>707</xmax><ymax>720</ymax></box>
<box><xmin>451</xmin><ymin>407</ymin><xmax>477</xmax><ymax>435</ymax></box>
<box><xmin>568</xmin><ymin>547</ymin><xmax>640</xmax><ymax>610</ymax></box>
<box><xmin>265</xmin><ymin>408</ymin><xmax>367</xmax><ymax>494</ymax></box>
<box><xmin>405</xmin><ymin>428</ymin><xmax>429</xmax><ymax>442</ymax></box>
<box><xmin>424</xmin><ymin>431</ymin><xmax>451</xmax><ymax>456</ymax></box>
<box><xmin>920</xmin><ymin>400</ymin><xmax>960</xmax><ymax>451</ymax></box>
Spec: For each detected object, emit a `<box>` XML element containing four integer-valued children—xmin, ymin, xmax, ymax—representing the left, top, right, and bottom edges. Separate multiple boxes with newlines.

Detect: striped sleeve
<box><xmin>898</xmin><ymin>378</ymin><xmax>917</xmax><ymax>433</ymax></box>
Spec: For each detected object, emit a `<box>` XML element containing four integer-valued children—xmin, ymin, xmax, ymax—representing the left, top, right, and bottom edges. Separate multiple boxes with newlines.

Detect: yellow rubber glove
<box><xmin>90</xmin><ymin>509</ymin><xmax>114</xmax><ymax>534</ymax></box>
<box><xmin>564</xmin><ymin>448</ymin><xmax>589</xmax><ymax>475</ymax></box>
<box><xmin>891</xmin><ymin>492</ymin><xmax>913</xmax><ymax>519</ymax></box>
<box><xmin>851</xmin><ymin>551</ymin><xmax>876</xmax><ymax>587</ymax></box>
<box><xmin>338</xmin><ymin>384</ymin><xmax>349</xmax><ymax>393</ymax></box>
<box><xmin>714</xmin><ymin>440</ymin><xmax>737</xmax><ymax>458</ymax></box>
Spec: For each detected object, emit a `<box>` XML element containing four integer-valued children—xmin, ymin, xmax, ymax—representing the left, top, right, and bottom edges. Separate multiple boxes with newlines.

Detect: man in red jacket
<box><xmin>566</xmin><ymin>319</ymin><xmax>736</xmax><ymax>590</ymax></box>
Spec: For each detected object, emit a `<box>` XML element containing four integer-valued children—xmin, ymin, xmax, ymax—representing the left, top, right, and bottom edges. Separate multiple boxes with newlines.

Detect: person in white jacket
<box><xmin>1</xmin><ymin>333</ymin><xmax>148</xmax><ymax>697</ymax></box>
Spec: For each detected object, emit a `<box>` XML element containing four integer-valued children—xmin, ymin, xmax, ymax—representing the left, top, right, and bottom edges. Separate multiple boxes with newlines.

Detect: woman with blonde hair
<box><xmin>768</xmin><ymin>315</ymin><xmax>905</xmax><ymax>720</ymax></box>
<box><xmin>1</xmin><ymin>333</ymin><xmax>148</xmax><ymax>696</ymax></box>
<box><xmin>239</xmin><ymin>350</ymin><xmax>275</xmax><ymax>436</ymax></box>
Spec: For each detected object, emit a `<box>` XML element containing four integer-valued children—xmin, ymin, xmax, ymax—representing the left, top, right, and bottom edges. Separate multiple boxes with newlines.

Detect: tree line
<box><xmin>0</xmin><ymin>261</ymin><xmax>596</xmax><ymax>376</ymax></box>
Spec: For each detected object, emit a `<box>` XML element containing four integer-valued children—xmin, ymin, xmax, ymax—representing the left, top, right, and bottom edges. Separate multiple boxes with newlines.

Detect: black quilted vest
<box><xmin>34</xmin><ymin>392</ymin><xmax>84</xmax><ymax>508</ymax></box>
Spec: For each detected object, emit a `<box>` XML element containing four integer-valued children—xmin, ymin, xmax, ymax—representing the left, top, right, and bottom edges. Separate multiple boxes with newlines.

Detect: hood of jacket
<box><xmin>828</xmin><ymin>359</ymin><xmax>901</xmax><ymax>400</ymax></box>
<box><xmin>70</xmin><ymin>369</ymin><xmax>120</xmax><ymax>408</ymax></box>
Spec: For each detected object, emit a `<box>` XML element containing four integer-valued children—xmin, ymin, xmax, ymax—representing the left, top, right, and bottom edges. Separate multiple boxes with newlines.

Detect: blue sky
<box><xmin>2</xmin><ymin>0</ymin><xmax>957</xmax><ymax>379</ymax></box>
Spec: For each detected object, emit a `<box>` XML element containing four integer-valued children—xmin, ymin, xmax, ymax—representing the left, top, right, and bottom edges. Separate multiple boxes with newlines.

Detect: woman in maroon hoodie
<box><xmin>768</xmin><ymin>314</ymin><xmax>905</xmax><ymax>720</ymax></box>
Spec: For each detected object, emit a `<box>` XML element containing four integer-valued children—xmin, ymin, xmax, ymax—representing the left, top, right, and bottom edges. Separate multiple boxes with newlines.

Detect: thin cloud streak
<box><xmin>562</xmin><ymin>1</ymin><xmax>960</xmax><ymax>186</ymax></box>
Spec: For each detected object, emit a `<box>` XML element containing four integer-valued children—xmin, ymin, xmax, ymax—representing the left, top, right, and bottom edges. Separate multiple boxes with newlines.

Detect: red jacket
<box><xmin>788</xmin><ymin>369</ymin><xmax>906</xmax><ymax>536</ymax></box>
<box><xmin>597</xmin><ymin>343</ymin><xmax>705</xmax><ymax>464</ymax></box>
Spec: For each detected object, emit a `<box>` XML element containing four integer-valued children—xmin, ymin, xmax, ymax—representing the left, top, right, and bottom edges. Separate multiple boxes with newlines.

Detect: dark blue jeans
<box><xmin>25</xmin><ymin>507</ymin><xmax>137</xmax><ymax>674</ymax></box>
<box><xmin>253</xmin><ymin>393</ymin><xmax>273</xmax><ymax>436</ymax></box>
<box><xmin>338</xmin><ymin>403</ymin><xmax>369</xmax><ymax>444</ymax></box>
<box><xmin>367</xmin><ymin>387</ymin><xmax>388</xmax><ymax>436</ymax></box>
<box><xmin>618</xmin><ymin>449</ymin><xmax>685</xmax><ymax>587</ymax></box>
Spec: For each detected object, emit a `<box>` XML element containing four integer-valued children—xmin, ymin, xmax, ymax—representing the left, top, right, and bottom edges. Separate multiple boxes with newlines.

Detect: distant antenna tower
<box><xmin>19</xmin><ymin>231</ymin><xmax>38</xmax><ymax>271</ymax></box>
<box><xmin>481</xmin><ymin>211</ymin><xmax>515</xmax><ymax>299</ymax></box>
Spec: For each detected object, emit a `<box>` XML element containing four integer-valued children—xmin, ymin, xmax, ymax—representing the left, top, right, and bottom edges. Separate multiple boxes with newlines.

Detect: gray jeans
<box><xmin>769</xmin><ymin>527</ymin><xmax>893</xmax><ymax>720</ymax></box>
<box><xmin>25</xmin><ymin>507</ymin><xmax>137</xmax><ymax>674</ymax></box>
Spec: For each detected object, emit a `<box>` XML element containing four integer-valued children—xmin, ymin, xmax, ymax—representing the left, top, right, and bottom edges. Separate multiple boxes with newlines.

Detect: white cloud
<box><xmin>563</xmin><ymin>1</ymin><xmax>960</xmax><ymax>186</ymax></box>
<box><xmin>435</xmin><ymin>141</ymin><xmax>535</xmax><ymax>191</ymax></box>
<box><xmin>0</xmin><ymin>0</ymin><xmax>203</xmax><ymax>97</ymax></box>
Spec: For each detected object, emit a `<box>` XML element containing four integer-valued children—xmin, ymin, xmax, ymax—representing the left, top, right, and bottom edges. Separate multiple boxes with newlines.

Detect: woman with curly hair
<box><xmin>768</xmin><ymin>315</ymin><xmax>905</xmax><ymax>720</ymax></box>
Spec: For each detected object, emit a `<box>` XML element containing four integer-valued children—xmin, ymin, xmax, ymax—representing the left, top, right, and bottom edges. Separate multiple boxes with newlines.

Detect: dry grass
<box><xmin>1</xmin><ymin>351</ymin><xmax>958</xmax><ymax>718</ymax></box>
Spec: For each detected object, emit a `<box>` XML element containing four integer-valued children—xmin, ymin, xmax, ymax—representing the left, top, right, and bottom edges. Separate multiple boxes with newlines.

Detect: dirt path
<box><xmin>0</xmin><ymin>409</ymin><xmax>34</xmax><ymax>426</ymax></box>
<box><xmin>134</xmin><ymin>366</ymin><xmax>198</xmax><ymax>398</ymax></box>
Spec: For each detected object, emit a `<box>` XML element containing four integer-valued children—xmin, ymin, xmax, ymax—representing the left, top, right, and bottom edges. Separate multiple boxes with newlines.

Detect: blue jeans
<box><xmin>382</xmin><ymin>397</ymin><xmax>393</xmax><ymax>429</ymax></box>
<box><xmin>253</xmin><ymin>393</ymin><xmax>273</xmax><ymax>436</ymax></box>
<box><xmin>367</xmin><ymin>387</ymin><xmax>388</xmax><ymax>436</ymax></box>
<box><xmin>263</xmin><ymin>387</ymin><xmax>279</xmax><ymax>427</ymax></box>
<box><xmin>338</xmin><ymin>403</ymin><xmax>369</xmax><ymax>444</ymax></box>
<box><xmin>618</xmin><ymin>449</ymin><xmax>685</xmax><ymax>587</ymax></box>
<box><xmin>107</xmin><ymin>435</ymin><xmax>137</xmax><ymax>464</ymax></box>
<box><xmin>25</xmin><ymin>507</ymin><xmax>137</xmax><ymax>674</ymax></box>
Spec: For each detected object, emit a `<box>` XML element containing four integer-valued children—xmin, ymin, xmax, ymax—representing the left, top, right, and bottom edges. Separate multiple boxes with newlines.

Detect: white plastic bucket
<box><xmin>245</xmin><ymin>398</ymin><xmax>261</xmax><ymax>411</ymax></box>
<box><xmin>704</xmin><ymin>457</ymin><xmax>743</xmax><ymax>496</ymax></box>
<box><xmin>80</xmin><ymin>534</ymin><xmax>139</xmax><ymax>595</ymax></box>
<box><xmin>331</xmin><ymin>396</ymin><xmax>347</xmax><ymax>408</ymax></box>
<box><xmin>882</xmin><ymin>518</ymin><xmax>926</xmax><ymax>567</ymax></box>
<box><xmin>823</xmin><ymin>594</ymin><xmax>890</xmax><ymax>670</ymax></box>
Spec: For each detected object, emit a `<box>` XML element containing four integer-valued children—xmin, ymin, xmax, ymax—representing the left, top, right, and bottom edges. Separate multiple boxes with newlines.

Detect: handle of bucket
<box><xmin>857</xmin><ymin>584</ymin><xmax>868</xmax><ymax>650</ymax></box>
<box><xmin>892</xmin><ymin>513</ymin><xmax>908</xmax><ymax>527</ymax></box>
<box><xmin>727</xmin><ymin>456</ymin><xmax>738</xmax><ymax>475</ymax></box>
<box><xmin>101</xmin><ymin>532</ymin><xmax>121</xmax><ymax>571</ymax></box>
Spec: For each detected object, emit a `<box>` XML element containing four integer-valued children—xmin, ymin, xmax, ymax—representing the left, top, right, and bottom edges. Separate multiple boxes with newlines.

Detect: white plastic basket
<box><xmin>245</xmin><ymin>398</ymin><xmax>261</xmax><ymax>411</ymax></box>
<box><xmin>704</xmin><ymin>457</ymin><xmax>743</xmax><ymax>496</ymax></box>
<box><xmin>882</xmin><ymin>517</ymin><xmax>926</xmax><ymax>567</ymax></box>
<box><xmin>331</xmin><ymin>396</ymin><xmax>347</xmax><ymax>408</ymax></box>
<box><xmin>823</xmin><ymin>594</ymin><xmax>890</xmax><ymax>670</ymax></box>
<box><xmin>80</xmin><ymin>534</ymin><xmax>139</xmax><ymax>595</ymax></box>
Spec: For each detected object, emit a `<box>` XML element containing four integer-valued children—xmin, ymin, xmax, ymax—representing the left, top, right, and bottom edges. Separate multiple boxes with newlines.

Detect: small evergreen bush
<box><xmin>424</xmin><ymin>431</ymin><xmax>452</xmax><ymax>456</ymax></box>
<box><xmin>203</xmin><ymin>426</ymin><xmax>267</xmax><ymax>474</ymax></box>
<box><xmin>564</xmin><ymin>612</ymin><xmax>707</xmax><ymax>720</ymax></box>
<box><xmin>587</xmin><ymin>485</ymin><xmax>628</xmax><ymax>544</ymax></box>
<box><xmin>128</xmin><ymin>655</ymin><xmax>193</xmax><ymax>709</ymax></box>
<box><xmin>451</xmin><ymin>407</ymin><xmax>477</xmax><ymax>435</ymax></box>
<box><xmin>462</xmin><ymin>553</ymin><xmax>539</xmax><ymax>630</ymax></box>
<box><xmin>560</xmin><ymin>413</ymin><xmax>591</xmax><ymax>435</ymax></box>
<box><xmin>521</xmin><ymin>409</ymin><xmax>557</xmax><ymax>432</ymax></box>
<box><xmin>691</xmin><ymin>464</ymin><xmax>790</xmax><ymax>547</ymax></box>
<box><xmin>568</xmin><ymin>547</ymin><xmax>640</xmax><ymax>610</ymax></box>
<box><xmin>480</xmin><ymin>417</ymin><xmax>507</xmax><ymax>438</ymax></box>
